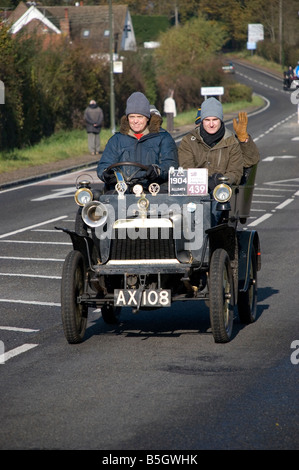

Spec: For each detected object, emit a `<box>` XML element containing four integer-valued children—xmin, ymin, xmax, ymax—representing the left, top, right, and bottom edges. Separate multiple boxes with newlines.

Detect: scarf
<box><xmin>200</xmin><ymin>121</ymin><xmax>225</xmax><ymax>147</ymax></box>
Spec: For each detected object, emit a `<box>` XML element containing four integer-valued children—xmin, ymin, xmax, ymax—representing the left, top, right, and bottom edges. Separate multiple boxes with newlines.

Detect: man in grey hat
<box><xmin>178</xmin><ymin>97</ymin><xmax>243</xmax><ymax>190</ymax></box>
<box><xmin>97</xmin><ymin>92</ymin><xmax>178</xmax><ymax>190</ymax></box>
<box><xmin>84</xmin><ymin>99</ymin><xmax>104</xmax><ymax>156</ymax></box>
<box><xmin>178</xmin><ymin>97</ymin><xmax>259</xmax><ymax>224</ymax></box>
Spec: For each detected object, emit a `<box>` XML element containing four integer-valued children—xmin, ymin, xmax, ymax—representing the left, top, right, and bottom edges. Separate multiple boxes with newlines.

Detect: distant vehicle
<box><xmin>283</xmin><ymin>70</ymin><xmax>299</xmax><ymax>91</ymax></box>
<box><xmin>222</xmin><ymin>61</ymin><xmax>235</xmax><ymax>74</ymax></box>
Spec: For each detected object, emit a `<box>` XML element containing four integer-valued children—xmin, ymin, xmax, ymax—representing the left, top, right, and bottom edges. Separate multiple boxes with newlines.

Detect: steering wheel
<box><xmin>106</xmin><ymin>162</ymin><xmax>149</xmax><ymax>185</ymax></box>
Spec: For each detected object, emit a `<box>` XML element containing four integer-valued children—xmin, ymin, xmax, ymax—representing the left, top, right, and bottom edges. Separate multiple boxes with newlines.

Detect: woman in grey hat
<box><xmin>97</xmin><ymin>92</ymin><xmax>178</xmax><ymax>190</ymax></box>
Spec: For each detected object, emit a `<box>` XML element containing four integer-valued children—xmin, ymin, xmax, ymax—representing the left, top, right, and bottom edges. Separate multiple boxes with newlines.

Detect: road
<box><xmin>0</xmin><ymin>62</ymin><xmax>298</xmax><ymax>451</ymax></box>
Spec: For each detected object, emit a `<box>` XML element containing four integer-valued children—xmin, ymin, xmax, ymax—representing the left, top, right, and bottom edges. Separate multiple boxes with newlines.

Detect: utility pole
<box><xmin>279</xmin><ymin>0</ymin><xmax>283</xmax><ymax>67</ymax></box>
<box><xmin>174</xmin><ymin>1</ymin><xmax>179</xmax><ymax>27</ymax></box>
<box><xmin>109</xmin><ymin>0</ymin><xmax>115</xmax><ymax>134</ymax></box>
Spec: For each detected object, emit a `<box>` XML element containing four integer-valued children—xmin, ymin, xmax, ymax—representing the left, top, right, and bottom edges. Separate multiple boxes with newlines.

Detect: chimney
<box><xmin>60</xmin><ymin>9</ymin><xmax>70</xmax><ymax>37</ymax></box>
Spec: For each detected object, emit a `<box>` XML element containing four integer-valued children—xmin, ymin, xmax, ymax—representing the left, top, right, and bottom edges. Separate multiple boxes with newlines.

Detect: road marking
<box><xmin>263</xmin><ymin>156</ymin><xmax>297</xmax><ymax>162</ymax></box>
<box><xmin>253</xmin><ymin>112</ymin><xmax>297</xmax><ymax>142</ymax></box>
<box><xmin>275</xmin><ymin>198</ymin><xmax>294</xmax><ymax>210</ymax></box>
<box><xmin>254</xmin><ymin>187</ymin><xmax>294</xmax><ymax>192</ymax></box>
<box><xmin>0</xmin><ymin>299</ymin><xmax>60</xmax><ymax>306</ymax></box>
<box><xmin>0</xmin><ymin>256</ymin><xmax>64</xmax><ymax>261</ymax></box>
<box><xmin>0</xmin><ymin>216</ymin><xmax>68</xmax><ymax>239</ymax></box>
<box><xmin>0</xmin><ymin>273</ymin><xmax>61</xmax><ymax>279</ymax></box>
<box><xmin>265</xmin><ymin>178</ymin><xmax>299</xmax><ymax>186</ymax></box>
<box><xmin>0</xmin><ymin>326</ymin><xmax>39</xmax><ymax>332</ymax></box>
<box><xmin>31</xmin><ymin>187</ymin><xmax>76</xmax><ymax>201</ymax></box>
<box><xmin>252</xmin><ymin>200</ymin><xmax>278</xmax><ymax>204</ymax></box>
<box><xmin>0</xmin><ymin>240</ymin><xmax>71</xmax><ymax>245</ymax></box>
<box><xmin>0</xmin><ymin>344</ymin><xmax>38</xmax><ymax>364</ymax></box>
<box><xmin>247</xmin><ymin>213</ymin><xmax>273</xmax><ymax>227</ymax></box>
<box><xmin>32</xmin><ymin>229</ymin><xmax>61</xmax><ymax>232</ymax></box>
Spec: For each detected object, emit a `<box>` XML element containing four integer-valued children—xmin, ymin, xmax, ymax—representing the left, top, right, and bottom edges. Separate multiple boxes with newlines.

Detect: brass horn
<box><xmin>82</xmin><ymin>201</ymin><xmax>108</xmax><ymax>228</ymax></box>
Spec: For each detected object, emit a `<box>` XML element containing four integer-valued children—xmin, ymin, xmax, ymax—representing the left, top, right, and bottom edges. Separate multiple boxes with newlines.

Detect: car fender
<box><xmin>55</xmin><ymin>227</ymin><xmax>97</xmax><ymax>269</ymax></box>
<box><xmin>237</xmin><ymin>230</ymin><xmax>261</xmax><ymax>292</ymax></box>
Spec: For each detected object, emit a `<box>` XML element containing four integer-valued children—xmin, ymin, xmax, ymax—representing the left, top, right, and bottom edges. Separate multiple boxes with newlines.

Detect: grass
<box><xmin>0</xmin><ymin>128</ymin><xmax>112</xmax><ymax>174</ymax></box>
<box><xmin>0</xmin><ymin>95</ymin><xmax>264</xmax><ymax>175</ymax></box>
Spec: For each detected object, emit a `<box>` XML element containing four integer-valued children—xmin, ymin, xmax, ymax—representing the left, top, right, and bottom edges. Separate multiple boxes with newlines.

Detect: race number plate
<box><xmin>169</xmin><ymin>168</ymin><xmax>208</xmax><ymax>195</ymax></box>
<box><xmin>114</xmin><ymin>289</ymin><xmax>171</xmax><ymax>307</ymax></box>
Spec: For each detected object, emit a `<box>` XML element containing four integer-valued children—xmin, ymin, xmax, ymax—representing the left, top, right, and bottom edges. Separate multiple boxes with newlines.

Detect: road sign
<box><xmin>201</xmin><ymin>86</ymin><xmax>224</xmax><ymax>97</ymax></box>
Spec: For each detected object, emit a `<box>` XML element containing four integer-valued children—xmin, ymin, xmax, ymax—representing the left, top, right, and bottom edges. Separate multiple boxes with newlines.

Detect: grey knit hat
<box><xmin>125</xmin><ymin>92</ymin><xmax>151</xmax><ymax>118</ymax></box>
<box><xmin>201</xmin><ymin>97</ymin><xmax>223</xmax><ymax>121</ymax></box>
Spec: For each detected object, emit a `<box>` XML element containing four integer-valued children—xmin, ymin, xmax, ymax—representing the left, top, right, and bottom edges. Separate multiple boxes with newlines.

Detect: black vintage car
<box><xmin>57</xmin><ymin>162</ymin><xmax>261</xmax><ymax>344</ymax></box>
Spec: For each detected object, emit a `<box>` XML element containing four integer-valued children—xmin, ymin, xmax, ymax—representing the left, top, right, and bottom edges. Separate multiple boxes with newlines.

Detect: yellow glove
<box><xmin>233</xmin><ymin>112</ymin><xmax>249</xmax><ymax>142</ymax></box>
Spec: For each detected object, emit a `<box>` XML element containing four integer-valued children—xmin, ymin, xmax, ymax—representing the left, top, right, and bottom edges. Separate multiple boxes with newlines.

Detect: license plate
<box><xmin>114</xmin><ymin>289</ymin><xmax>171</xmax><ymax>307</ymax></box>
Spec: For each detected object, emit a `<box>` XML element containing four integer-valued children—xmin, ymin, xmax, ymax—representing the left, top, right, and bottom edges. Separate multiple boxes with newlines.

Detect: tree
<box><xmin>154</xmin><ymin>15</ymin><xmax>227</xmax><ymax>110</ymax></box>
<box><xmin>0</xmin><ymin>25</ymin><xmax>25</xmax><ymax>149</ymax></box>
<box><xmin>154</xmin><ymin>15</ymin><xmax>227</xmax><ymax>80</ymax></box>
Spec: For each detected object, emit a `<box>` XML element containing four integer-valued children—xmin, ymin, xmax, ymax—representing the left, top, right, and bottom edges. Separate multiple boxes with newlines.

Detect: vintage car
<box><xmin>57</xmin><ymin>162</ymin><xmax>261</xmax><ymax>344</ymax></box>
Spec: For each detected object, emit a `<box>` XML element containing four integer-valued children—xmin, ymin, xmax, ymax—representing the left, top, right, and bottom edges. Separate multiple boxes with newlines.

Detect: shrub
<box><xmin>223</xmin><ymin>83</ymin><xmax>252</xmax><ymax>103</ymax></box>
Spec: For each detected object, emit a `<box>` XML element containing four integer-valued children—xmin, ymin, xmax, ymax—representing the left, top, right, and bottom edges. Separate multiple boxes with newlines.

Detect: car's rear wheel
<box><xmin>61</xmin><ymin>250</ymin><xmax>88</xmax><ymax>344</ymax></box>
<box><xmin>209</xmin><ymin>248</ymin><xmax>234</xmax><ymax>343</ymax></box>
<box><xmin>238</xmin><ymin>247</ymin><xmax>257</xmax><ymax>324</ymax></box>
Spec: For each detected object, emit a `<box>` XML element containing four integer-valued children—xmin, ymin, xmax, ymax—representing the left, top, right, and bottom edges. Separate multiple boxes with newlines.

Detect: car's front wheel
<box><xmin>61</xmin><ymin>250</ymin><xmax>88</xmax><ymax>344</ymax></box>
<box><xmin>209</xmin><ymin>248</ymin><xmax>234</xmax><ymax>343</ymax></box>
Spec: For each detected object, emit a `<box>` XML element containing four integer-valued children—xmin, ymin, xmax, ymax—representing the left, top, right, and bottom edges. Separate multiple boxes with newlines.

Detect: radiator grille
<box><xmin>110</xmin><ymin>228</ymin><xmax>176</xmax><ymax>260</ymax></box>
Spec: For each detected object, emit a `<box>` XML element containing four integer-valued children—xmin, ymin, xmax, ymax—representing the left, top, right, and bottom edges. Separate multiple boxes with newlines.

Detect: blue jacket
<box><xmin>97</xmin><ymin>114</ymin><xmax>178</xmax><ymax>187</ymax></box>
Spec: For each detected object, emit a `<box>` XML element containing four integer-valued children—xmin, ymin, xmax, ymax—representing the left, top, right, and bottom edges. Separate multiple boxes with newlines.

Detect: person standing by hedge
<box><xmin>84</xmin><ymin>100</ymin><xmax>104</xmax><ymax>156</ymax></box>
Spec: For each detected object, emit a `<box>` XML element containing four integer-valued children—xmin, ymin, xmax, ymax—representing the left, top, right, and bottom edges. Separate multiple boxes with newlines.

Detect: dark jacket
<box><xmin>97</xmin><ymin>114</ymin><xmax>178</xmax><ymax>185</ymax></box>
<box><xmin>84</xmin><ymin>104</ymin><xmax>104</xmax><ymax>134</ymax></box>
<box><xmin>178</xmin><ymin>127</ymin><xmax>243</xmax><ymax>185</ymax></box>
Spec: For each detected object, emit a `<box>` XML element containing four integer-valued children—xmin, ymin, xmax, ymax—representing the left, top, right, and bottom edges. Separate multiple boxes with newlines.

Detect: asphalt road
<box><xmin>0</xmin><ymin>62</ymin><xmax>298</xmax><ymax>451</ymax></box>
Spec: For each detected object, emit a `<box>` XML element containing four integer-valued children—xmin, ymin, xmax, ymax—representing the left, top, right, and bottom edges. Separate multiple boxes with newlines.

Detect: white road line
<box><xmin>275</xmin><ymin>198</ymin><xmax>294</xmax><ymax>210</ymax></box>
<box><xmin>247</xmin><ymin>213</ymin><xmax>273</xmax><ymax>227</ymax></box>
<box><xmin>0</xmin><ymin>326</ymin><xmax>39</xmax><ymax>332</ymax></box>
<box><xmin>253</xmin><ymin>112</ymin><xmax>297</xmax><ymax>142</ymax></box>
<box><xmin>0</xmin><ymin>256</ymin><xmax>64</xmax><ymax>261</ymax></box>
<box><xmin>0</xmin><ymin>344</ymin><xmax>38</xmax><ymax>363</ymax></box>
<box><xmin>254</xmin><ymin>188</ymin><xmax>295</xmax><ymax>192</ymax></box>
<box><xmin>0</xmin><ymin>240</ymin><xmax>71</xmax><ymax>245</ymax></box>
<box><xmin>0</xmin><ymin>216</ymin><xmax>68</xmax><ymax>239</ymax></box>
<box><xmin>251</xmin><ymin>194</ymin><xmax>282</xmax><ymax>197</ymax></box>
<box><xmin>32</xmin><ymin>229</ymin><xmax>61</xmax><ymax>232</ymax></box>
<box><xmin>252</xmin><ymin>200</ymin><xmax>278</xmax><ymax>204</ymax></box>
<box><xmin>0</xmin><ymin>299</ymin><xmax>60</xmax><ymax>306</ymax></box>
<box><xmin>0</xmin><ymin>273</ymin><xmax>61</xmax><ymax>279</ymax></box>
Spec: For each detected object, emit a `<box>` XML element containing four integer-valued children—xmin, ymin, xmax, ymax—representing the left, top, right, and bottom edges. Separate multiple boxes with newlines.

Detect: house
<box><xmin>5</xmin><ymin>2</ymin><xmax>137</xmax><ymax>54</ymax></box>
